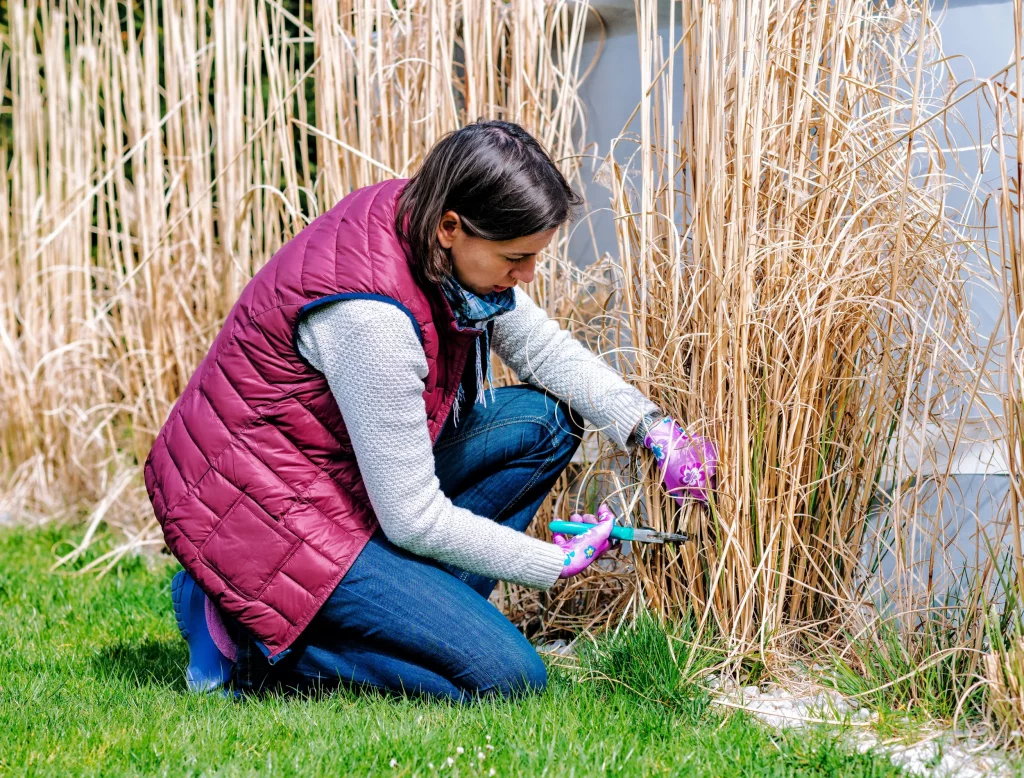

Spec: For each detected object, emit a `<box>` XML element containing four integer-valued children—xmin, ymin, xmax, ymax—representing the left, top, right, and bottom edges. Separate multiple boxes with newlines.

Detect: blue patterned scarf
<box><xmin>440</xmin><ymin>275</ymin><xmax>517</xmax><ymax>425</ymax></box>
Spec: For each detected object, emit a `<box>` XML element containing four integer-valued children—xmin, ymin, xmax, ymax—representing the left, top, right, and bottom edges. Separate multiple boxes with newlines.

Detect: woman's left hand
<box><xmin>644</xmin><ymin>417</ymin><xmax>718</xmax><ymax>505</ymax></box>
<box><xmin>552</xmin><ymin>503</ymin><xmax>616</xmax><ymax>578</ymax></box>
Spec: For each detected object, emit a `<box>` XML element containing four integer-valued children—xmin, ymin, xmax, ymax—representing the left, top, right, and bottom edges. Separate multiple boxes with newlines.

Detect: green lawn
<box><xmin>0</xmin><ymin>527</ymin><xmax>905</xmax><ymax>777</ymax></box>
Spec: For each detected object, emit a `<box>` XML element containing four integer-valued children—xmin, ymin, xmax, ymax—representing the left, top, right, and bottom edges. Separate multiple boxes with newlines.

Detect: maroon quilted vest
<box><xmin>143</xmin><ymin>179</ymin><xmax>478</xmax><ymax>660</ymax></box>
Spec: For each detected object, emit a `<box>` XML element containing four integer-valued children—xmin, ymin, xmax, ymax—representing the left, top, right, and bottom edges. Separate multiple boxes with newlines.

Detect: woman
<box><xmin>146</xmin><ymin>120</ymin><xmax>716</xmax><ymax>702</ymax></box>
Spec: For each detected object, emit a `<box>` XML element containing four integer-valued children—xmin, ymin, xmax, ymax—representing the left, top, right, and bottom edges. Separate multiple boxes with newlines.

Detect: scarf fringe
<box><xmin>452</xmin><ymin>385</ymin><xmax>464</xmax><ymax>427</ymax></box>
<box><xmin>440</xmin><ymin>277</ymin><xmax>515</xmax><ymax>427</ymax></box>
<box><xmin>476</xmin><ymin>329</ymin><xmax>488</xmax><ymax>408</ymax></box>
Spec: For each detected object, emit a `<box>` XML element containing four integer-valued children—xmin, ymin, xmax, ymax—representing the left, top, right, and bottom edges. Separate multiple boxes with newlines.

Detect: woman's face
<box><xmin>436</xmin><ymin>210</ymin><xmax>557</xmax><ymax>297</ymax></box>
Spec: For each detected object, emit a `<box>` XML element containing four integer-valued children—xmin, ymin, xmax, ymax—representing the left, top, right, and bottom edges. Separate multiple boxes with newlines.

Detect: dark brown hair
<box><xmin>395</xmin><ymin>120</ymin><xmax>583</xmax><ymax>285</ymax></box>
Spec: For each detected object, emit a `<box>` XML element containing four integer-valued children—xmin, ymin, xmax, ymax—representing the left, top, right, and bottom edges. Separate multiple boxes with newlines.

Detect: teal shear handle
<box><xmin>548</xmin><ymin>520</ymin><xmax>690</xmax><ymax>545</ymax></box>
<box><xmin>549</xmin><ymin>520</ymin><xmax>638</xmax><ymax>542</ymax></box>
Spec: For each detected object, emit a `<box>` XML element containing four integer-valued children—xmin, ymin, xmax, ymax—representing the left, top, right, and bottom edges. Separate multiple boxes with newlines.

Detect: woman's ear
<box><xmin>436</xmin><ymin>210</ymin><xmax>460</xmax><ymax>249</ymax></box>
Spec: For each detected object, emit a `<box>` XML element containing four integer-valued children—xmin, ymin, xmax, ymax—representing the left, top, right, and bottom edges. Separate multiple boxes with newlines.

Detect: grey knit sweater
<box><xmin>296</xmin><ymin>287</ymin><xmax>659</xmax><ymax>591</ymax></box>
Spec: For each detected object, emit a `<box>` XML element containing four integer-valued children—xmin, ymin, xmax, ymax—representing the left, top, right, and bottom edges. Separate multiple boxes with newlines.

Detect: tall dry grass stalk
<box><xmin>574</xmin><ymin>0</ymin><xmax>976</xmax><ymax>654</ymax></box>
<box><xmin>0</xmin><ymin>1</ymin><xmax>596</xmax><ymax>565</ymax></box>
<box><xmin>985</xmin><ymin>0</ymin><xmax>1024</xmax><ymax>735</ymax></box>
<box><xmin>997</xmin><ymin>0</ymin><xmax>1024</xmax><ymax>609</ymax></box>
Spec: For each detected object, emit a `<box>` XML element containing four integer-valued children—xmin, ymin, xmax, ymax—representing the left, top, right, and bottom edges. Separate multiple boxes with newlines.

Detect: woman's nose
<box><xmin>511</xmin><ymin>257</ymin><xmax>537</xmax><ymax>284</ymax></box>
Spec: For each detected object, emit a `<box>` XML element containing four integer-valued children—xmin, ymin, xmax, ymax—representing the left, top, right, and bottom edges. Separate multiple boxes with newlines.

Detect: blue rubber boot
<box><xmin>171</xmin><ymin>570</ymin><xmax>235</xmax><ymax>692</ymax></box>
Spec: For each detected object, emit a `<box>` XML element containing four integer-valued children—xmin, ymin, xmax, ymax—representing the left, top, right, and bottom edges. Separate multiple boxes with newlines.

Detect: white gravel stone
<box><xmin>536</xmin><ymin>639</ymin><xmax>576</xmax><ymax>657</ymax></box>
<box><xmin>711</xmin><ymin>679</ymin><xmax>1014</xmax><ymax>777</ymax></box>
<box><xmin>851</xmin><ymin>730</ymin><xmax>1013</xmax><ymax>778</ymax></box>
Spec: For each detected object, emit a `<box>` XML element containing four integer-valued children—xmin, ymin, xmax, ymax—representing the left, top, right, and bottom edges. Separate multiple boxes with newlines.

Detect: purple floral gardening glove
<box><xmin>552</xmin><ymin>503</ymin><xmax>616</xmax><ymax>578</ymax></box>
<box><xmin>644</xmin><ymin>417</ymin><xmax>718</xmax><ymax>504</ymax></box>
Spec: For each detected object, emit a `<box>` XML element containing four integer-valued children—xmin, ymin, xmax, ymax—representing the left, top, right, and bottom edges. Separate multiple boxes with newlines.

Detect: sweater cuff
<box><xmin>601</xmin><ymin>388</ymin><xmax>662</xmax><ymax>453</ymax></box>
<box><xmin>514</xmin><ymin>542</ymin><xmax>566</xmax><ymax>590</ymax></box>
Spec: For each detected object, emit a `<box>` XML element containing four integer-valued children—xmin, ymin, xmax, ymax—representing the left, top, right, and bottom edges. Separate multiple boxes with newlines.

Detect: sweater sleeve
<box><xmin>296</xmin><ymin>298</ymin><xmax>565</xmax><ymax>590</ymax></box>
<box><xmin>491</xmin><ymin>287</ymin><xmax>661</xmax><ymax>452</ymax></box>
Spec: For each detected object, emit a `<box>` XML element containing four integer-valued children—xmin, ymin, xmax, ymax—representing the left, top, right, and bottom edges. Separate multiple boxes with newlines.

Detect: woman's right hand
<box><xmin>552</xmin><ymin>503</ymin><xmax>616</xmax><ymax>578</ymax></box>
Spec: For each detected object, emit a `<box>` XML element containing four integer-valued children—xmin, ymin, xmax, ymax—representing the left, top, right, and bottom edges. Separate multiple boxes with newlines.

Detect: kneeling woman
<box><xmin>145</xmin><ymin>120</ymin><xmax>714</xmax><ymax>701</ymax></box>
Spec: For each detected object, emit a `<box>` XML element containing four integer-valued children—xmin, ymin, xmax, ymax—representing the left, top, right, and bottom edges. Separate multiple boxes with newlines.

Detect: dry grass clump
<box><xmin>552</xmin><ymin>0</ymin><xmax>976</xmax><ymax>655</ymax></box>
<box><xmin>986</xmin><ymin>640</ymin><xmax>1024</xmax><ymax>740</ymax></box>
<box><xmin>988</xmin><ymin>604</ymin><xmax>1024</xmax><ymax>742</ymax></box>
<box><xmin>0</xmin><ymin>0</ymin><xmax>595</xmax><ymax>565</ymax></box>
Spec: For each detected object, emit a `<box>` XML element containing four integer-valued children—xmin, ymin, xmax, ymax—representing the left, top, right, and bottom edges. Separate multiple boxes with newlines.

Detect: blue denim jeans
<box><xmin>233</xmin><ymin>385</ymin><xmax>583</xmax><ymax>702</ymax></box>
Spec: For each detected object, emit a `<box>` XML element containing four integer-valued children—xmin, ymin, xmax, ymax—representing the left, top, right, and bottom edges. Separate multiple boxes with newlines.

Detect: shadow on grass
<box><xmin>92</xmin><ymin>638</ymin><xmax>186</xmax><ymax>689</ymax></box>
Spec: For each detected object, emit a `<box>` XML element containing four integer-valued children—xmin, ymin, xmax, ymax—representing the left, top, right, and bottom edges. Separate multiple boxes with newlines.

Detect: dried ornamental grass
<box><xmin>539</xmin><ymin>0</ymin><xmax>974</xmax><ymax>653</ymax></box>
<box><xmin>0</xmin><ymin>1</ymin><xmax>596</xmax><ymax>566</ymax></box>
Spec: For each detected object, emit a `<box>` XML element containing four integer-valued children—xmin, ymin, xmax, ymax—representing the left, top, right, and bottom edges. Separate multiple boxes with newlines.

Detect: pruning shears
<box><xmin>548</xmin><ymin>520</ymin><xmax>690</xmax><ymax>545</ymax></box>
<box><xmin>549</xmin><ymin>465</ymin><xmax>692</xmax><ymax>545</ymax></box>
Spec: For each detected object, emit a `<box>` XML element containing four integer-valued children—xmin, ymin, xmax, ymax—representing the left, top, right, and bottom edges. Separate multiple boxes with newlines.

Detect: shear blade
<box><xmin>633</xmin><ymin>527</ymin><xmax>690</xmax><ymax>544</ymax></box>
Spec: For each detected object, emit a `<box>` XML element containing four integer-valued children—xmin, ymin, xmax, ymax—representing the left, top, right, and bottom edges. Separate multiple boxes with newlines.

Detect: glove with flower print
<box><xmin>643</xmin><ymin>416</ymin><xmax>718</xmax><ymax>505</ymax></box>
<box><xmin>552</xmin><ymin>503</ymin><xmax>616</xmax><ymax>578</ymax></box>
